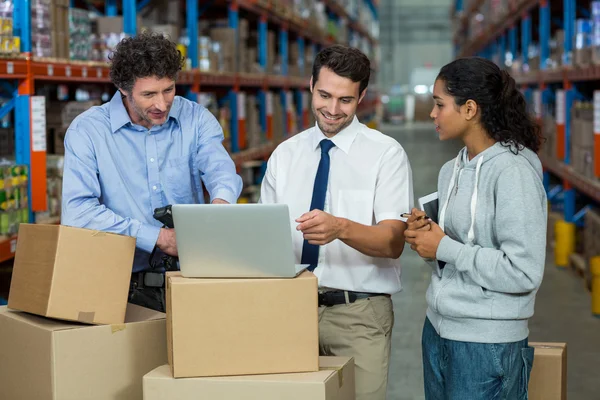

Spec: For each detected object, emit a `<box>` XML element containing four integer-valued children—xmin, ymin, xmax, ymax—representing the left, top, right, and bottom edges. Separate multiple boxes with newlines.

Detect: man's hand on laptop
<box><xmin>157</xmin><ymin>228</ymin><xmax>178</xmax><ymax>256</ymax></box>
<box><xmin>211</xmin><ymin>198</ymin><xmax>229</xmax><ymax>204</ymax></box>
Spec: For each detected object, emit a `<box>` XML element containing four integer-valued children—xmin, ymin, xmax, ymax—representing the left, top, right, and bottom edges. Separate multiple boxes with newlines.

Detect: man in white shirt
<box><xmin>260</xmin><ymin>45</ymin><xmax>414</xmax><ymax>400</ymax></box>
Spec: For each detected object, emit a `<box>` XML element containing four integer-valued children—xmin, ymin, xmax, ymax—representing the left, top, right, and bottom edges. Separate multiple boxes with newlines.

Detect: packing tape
<box><xmin>319</xmin><ymin>366</ymin><xmax>344</xmax><ymax>388</ymax></box>
<box><xmin>91</xmin><ymin>231</ymin><xmax>107</xmax><ymax>237</ymax></box>
<box><xmin>77</xmin><ymin>311</ymin><xmax>95</xmax><ymax>324</ymax></box>
<box><xmin>111</xmin><ymin>324</ymin><xmax>126</xmax><ymax>333</ymax></box>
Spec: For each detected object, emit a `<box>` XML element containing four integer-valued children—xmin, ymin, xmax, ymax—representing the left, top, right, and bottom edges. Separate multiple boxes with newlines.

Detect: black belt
<box><xmin>131</xmin><ymin>271</ymin><xmax>165</xmax><ymax>289</ymax></box>
<box><xmin>318</xmin><ymin>290</ymin><xmax>390</xmax><ymax>307</ymax></box>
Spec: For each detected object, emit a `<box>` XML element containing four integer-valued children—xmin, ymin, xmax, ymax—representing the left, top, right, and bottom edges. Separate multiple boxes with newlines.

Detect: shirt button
<box><xmin>153</xmin><ymin>185</ymin><xmax>157</xmax><ymax>191</ymax></box>
<box><xmin>150</xmin><ymin>158</ymin><xmax>155</xmax><ymax>162</ymax></box>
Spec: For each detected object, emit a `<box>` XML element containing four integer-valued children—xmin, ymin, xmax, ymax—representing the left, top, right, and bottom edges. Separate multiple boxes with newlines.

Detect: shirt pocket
<box><xmin>337</xmin><ymin>189</ymin><xmax>373</xmax><ymax>225</ymax></box>
<box><xmin>162</xmin><ymin>153</ymin><xmax>195</xmax><ymax>203</ymax></box>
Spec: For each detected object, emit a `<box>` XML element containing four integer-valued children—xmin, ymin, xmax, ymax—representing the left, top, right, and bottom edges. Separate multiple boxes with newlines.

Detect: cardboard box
<box><xmin>150</xmin><ymin>24</ymin><xmax>180</xmax><ymax>42</ymax></box>
<box><xmin>8</xmin><ymin>224</ymin><xmax>135</xmax><ymax>324</ymax></box>
<box><xmin>95</xmin><ymin>16</ymin><xmax>142</xmax><ymax>35</ymax></box>
<box><xmin>144</xmin><ymin>356</ymin><xmax>355</xmax><ymax>400</ymax></box>
<box><xmin>167</xmin><ymin>270</ymin><xmax>319</xmax><ymax>378</ymax></box>
<box><xmin>528</xmin><ymin>342</ymin><xmax>567</xmax><ymax>400</ymax></box>
<box><xmin>0</xmin><ymin>304</ymin><xmax>168</xmax><ymax>400</ymax></box>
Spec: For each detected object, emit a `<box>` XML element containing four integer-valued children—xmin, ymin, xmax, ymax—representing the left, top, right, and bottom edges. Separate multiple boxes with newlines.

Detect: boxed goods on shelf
<box><xmin>51</xmin><ymin>0</ymin><xmax>69</xmax><ymax>59</ymax></box>
<box><xmin>35</xmin><ymin>155</ymin><xmax>63</xmax><ymax>224</ymax></box>
<box><xmin>0</xmin><ymin>164</ymin><xmax>28</xmax><ymax>236</ymax></box>
<box><xmin>0</xmin><ymin>1</ymin><xmax>19</xmax><ymax>55</ymax></box>
<box><xmin>570</xmin><ymin>102</ymin><xmax>595</xmax><ymax>180</ymax></box>
<box><xmin>69</xmin><ymin>8</ymin><xmax>92</xmax><ymax>61</ymax></box>
<box><xmin>31</xmin><ymin>0</ymin><xmax>52</xmax><ymax>58</ymax></box>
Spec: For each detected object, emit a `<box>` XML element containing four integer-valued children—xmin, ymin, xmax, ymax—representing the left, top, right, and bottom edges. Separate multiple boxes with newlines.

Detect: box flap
<box><xmin>0</xmin><ymin>309</ymin><xmax>54</xmax><ymax>399</ymax></box>
<box><xmin>149</xmin><ymin>357</ymin><xmax>350</xmax><ymax>384</ymax></box>
<box><xmin>166</xmin><ymin>270</ymin><xmax>316</xmax><ymax>285</ymax></box>
<box><xmin>46</xmin><ymin>225</ymin><xmax>135</xmax><ymax>324</ymax></box>
<box><xmin>124</xmin><ymin>303</ymin><xmax>166</xmax><ymax>323</ymax></box>
<box><xmin>530</xmin><ymin>342</ymin><xmax>567</xmax><ymax>356</ymax></box>
<box><xmin>1</xmin><ymin>308</ymin><xmax>87</xmax><ymax>331</ymax></box>
<box><xmin>8</xmin><ymin>223</ymin><xmax>59</xmax><ymax>315</ymax></box>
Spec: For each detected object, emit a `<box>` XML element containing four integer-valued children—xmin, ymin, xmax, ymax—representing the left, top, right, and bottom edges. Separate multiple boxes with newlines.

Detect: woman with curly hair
<box><xmin>61</xmin><ymin>33</ymin><xmax>242</xmax><ymax>312</ymax></box>
<box><xmin>404</xmin><ymin>57</ymin><xmax>547</xmax><ymax>400</ymax></box>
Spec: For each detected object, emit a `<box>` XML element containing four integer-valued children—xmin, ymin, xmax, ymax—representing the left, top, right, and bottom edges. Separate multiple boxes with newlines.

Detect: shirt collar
<box><xmin>109</xmin><ymin>91</ymin><xmax>181</xmax><ymax>133</ymax></box>
<box><xmin>312</xmin><ymin>116</ymin><xmax>360</xmax><ymax>154</ymax></box>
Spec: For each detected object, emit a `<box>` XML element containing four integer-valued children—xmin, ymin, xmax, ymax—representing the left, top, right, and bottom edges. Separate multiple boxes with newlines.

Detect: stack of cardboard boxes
<box><xmin>68</xmin><ymin>7</ymin><xmax>92</xmax><ymax>60</ymax></box>
<box><xmin>570</xmin><ymin>101</ymin><xmax>595</xmax><ymax>180</ymax></box>
<box><xmin>245</xmin><ymin>94</ymin><xmax>264</xmax><ymax>149</ymax></box>
<box><xmin>46</xmin><ymin>100</ymin><xmax>101</xmax><ymax>155</ymax></box>
<box><xmin>0</xmin><ymin>222</ymin><xmax>356</xmax><ymax>399</ymax></box>
<box><xmin>209</xmin><ymin>27</ymin><xmax>236</xmax><ymax>73</ymax></box>
<box><xmin>144</xmin><ymin>270</ymin><xmax>357</xmax><ymax>399</ymax></box>
<box><xmin>31</xmin><ymin>0</ymin><xmax>53</xmax><ymax>58</ymax></box>
<box><xmin>0</xmin><ymin>224</ymin><xmax>168</xmax><ymax>399</ymax></box>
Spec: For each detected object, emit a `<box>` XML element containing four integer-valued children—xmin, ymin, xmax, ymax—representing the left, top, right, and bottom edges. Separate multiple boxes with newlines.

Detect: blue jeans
<box><xmin>422</xmin><ymin>317</ymin><xmax>534</xmax><ymax>400</ymax></box>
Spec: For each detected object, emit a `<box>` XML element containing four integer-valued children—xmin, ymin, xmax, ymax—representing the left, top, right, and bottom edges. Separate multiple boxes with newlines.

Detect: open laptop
<box><xmin>171</xmin><ymin>204</ymin><xmax>308</xmax><ymax>278</ymax></box>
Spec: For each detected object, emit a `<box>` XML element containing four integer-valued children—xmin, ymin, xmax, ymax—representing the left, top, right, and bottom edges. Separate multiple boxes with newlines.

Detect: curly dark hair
<box><xmin>312</xmin><ymin>45</ymin><xmax>371</xmax><ymax>95</ymax></box>
<box><xmin>437</xmin><ymin>57</ymin><xmax>543</xmax><ymax>153</ymax></box>
<box><xmin>109</xmin><ymin>32</ymin><xmax>183</xmax><ymax>93</ymax></box>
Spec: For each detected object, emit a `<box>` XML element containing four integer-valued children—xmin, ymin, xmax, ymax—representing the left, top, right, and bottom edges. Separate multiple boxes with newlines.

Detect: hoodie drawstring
<box><xmin>439</xmin><ymin>152</ymin><xmax>483</xmax><ymax>246</ymax></box>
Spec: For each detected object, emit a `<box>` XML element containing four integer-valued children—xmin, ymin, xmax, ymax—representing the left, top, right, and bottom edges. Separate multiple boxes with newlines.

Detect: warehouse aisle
<box><xmin>383</xmin><ymin>122</ymin><xmax>600</xmax><ymax>400</ymax></box>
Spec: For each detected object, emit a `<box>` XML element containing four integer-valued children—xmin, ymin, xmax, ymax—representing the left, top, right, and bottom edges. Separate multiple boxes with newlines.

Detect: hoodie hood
<box><xmin>439</xmin><ymin>142</ymin><xmax>543</xmax><ymax>245</ymax></box>
<box><xmin>456</xmin><ymin>142</ymin><xmax>543</xmax><ymax>179</ymax></box>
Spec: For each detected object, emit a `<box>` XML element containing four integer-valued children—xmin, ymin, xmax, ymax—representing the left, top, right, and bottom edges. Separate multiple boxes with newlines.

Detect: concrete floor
<box><xmin>384</xmin><ymin>122</ymin><xmax>600</xmax><ymax>400</ymax></box>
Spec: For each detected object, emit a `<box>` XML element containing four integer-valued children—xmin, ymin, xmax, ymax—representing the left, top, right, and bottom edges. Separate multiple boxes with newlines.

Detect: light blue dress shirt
<box><xmin>61</xmin><ymin>92</ymin><xmax>242</xmax><ymax>272</ymax></box>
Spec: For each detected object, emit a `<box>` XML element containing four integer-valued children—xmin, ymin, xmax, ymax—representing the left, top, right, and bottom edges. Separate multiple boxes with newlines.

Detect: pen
<box><xmin>401</xmin><ymin>213</ymin><xmax>430</xmax><ymax>220</ymax></box>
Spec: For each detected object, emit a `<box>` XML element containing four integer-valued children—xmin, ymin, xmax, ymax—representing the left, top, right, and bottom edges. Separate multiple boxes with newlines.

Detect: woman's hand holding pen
<box><xmin>403</xmin><ymin>208</ymin><xmax>446</xmax><ymax>259</ymax></box>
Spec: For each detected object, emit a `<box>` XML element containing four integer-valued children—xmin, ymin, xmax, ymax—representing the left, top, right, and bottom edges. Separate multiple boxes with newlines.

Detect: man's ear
<box><xmin>309</xmin><ymin>76</ymin><xmax>314</xmax><ymax>93</ymax></box>
<box><xmin>358</xmin><ymin>88</ymin><xmax>367</xmax><ymax>104</ymax></box>
<box><xmin>463</xmin><ymin>99</ymin><xmax>478</xmax><ymax>121</ymax></box>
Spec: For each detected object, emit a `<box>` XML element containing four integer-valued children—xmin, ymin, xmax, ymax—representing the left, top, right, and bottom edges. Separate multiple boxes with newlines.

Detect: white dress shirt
<box><xmin>260</xmin><ymin>116</ymin><xmax>414</xmax><ymax>294</ymax></box>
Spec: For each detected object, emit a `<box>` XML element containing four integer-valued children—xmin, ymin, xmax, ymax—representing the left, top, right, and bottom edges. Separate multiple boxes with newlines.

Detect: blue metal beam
<box><xmin>295</xmin><ymin>89</ymin><xmax>303</xmax><ymax>131</ymax></box>
<box><xmin>0</xmin><ymin>97</ymin><xmax>16</xmax><ymax>121</ymax></box>
<box><xmin>0</xmin><ymin>81</ymin><xmax>16</xmax><ymax>97</ymax></box>
<box><xmin>281</xmin><ymin>91</ymin><xmax>288</xmax><ymax>136</ymax></box>
<box><xmin>229</xmin><ymin>91</ymin><xmax>239</xmax><ymax>153</ymax></box>
<box><xmin>540</xmin><ymin>1</ymin><xmax>550</xmax><ymax>70</ymax></box>
<box><xmin>123</xmin><ymin>0</ymin><xmax>137</xmax><ymax>36</ymax></box>
<box><xmin>15</xmin><ymin>0</ymin><xmax>31</xmax><ymax>52</ymax></box>
<box><xmin>259</xmin><ymin>19</ymin><xmax>268</xmax><ymax>70</ymax></box>
<box><xmin>522</xmin><ymin>14</ymin><xmax>531</xmax><ymax>69</ymax></box>
<box><xmin>106</xmin><ymin>0</ymin><xmax>117</xmax><ymax>16</ymax></box>
<box><xmin>563</xmin><ymin>0</ymin><xmax>574</xmax><ymax>66</ymax></box>
<box><xmin>565</xmin><ymin>88</ymin><xmax>574</xmax><ymax>165</ymax></box>
<box><xmin>187</xmin><ymin>0</ymin><xmax>198</xmax><ymax>69</ymax></box>
<box><xmin>280</xmin><ymin>28</ymin><xmax>288</xmax><ymax>77</ymax></box>
<box><xmin>499</xmin><ymin>34</ymin><xmax>506</xmax><ymax>67</ymax></box>
<box><xmin>509</xmin><ymin>26</ymin><xmax>518</xmax><ymax>65</ymax></box>
<box><xmin>137</xmin><ymin>0</ymin><xmax>151</xmax><ymax>12</ymax></box>
<box><xmin>298</xmin><ymin>37</ymin><xmax>305</xmax><ymax>76</ymax></box>
<box><xmin>14</xmin><ymin>95</ymin><xmax>30</xmax><ymax>170</ymax></box>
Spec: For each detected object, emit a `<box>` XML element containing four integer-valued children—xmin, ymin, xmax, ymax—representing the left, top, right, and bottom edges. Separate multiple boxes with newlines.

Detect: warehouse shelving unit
<box><xmin>452</xmin><ymin>0</ymin><xmax>599</xmax><ymax>221</ymax></box>
<box><xmin>0</xmin><ymin>0</ymin><xmax>380</xmax><ymax>263</ymax></box>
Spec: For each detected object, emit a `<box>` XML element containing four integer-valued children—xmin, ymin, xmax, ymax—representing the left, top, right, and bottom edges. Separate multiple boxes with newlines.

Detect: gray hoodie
<box><xmin>426</xmin><ymin>142</ymin><xmax>547</xmax><ymax>343</ymax></box>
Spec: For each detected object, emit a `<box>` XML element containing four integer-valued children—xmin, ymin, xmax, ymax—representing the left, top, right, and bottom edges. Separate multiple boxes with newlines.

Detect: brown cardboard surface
<box><xmin>529</xmin><ymin>342</ymin><xmax>567</xmax><ymax>400</ymax></box>
<box><xmin>143</xmin><ymin>356</ymin><xmax>355</xmax><ymax>400</ymax></box>
<box><xmin>167</xmin><ymin>270</ymin><xmax>319</xmax><ymax>378</ymax></box>
<box><xmin>8</xmin><ymin>224</ymin><xmax>135</xmax><ymax>325</ymax></box>
<box><xmin>0</xmin><ymin>304</ymin><xmax>167</xmax><ymax>400</ymax></box>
